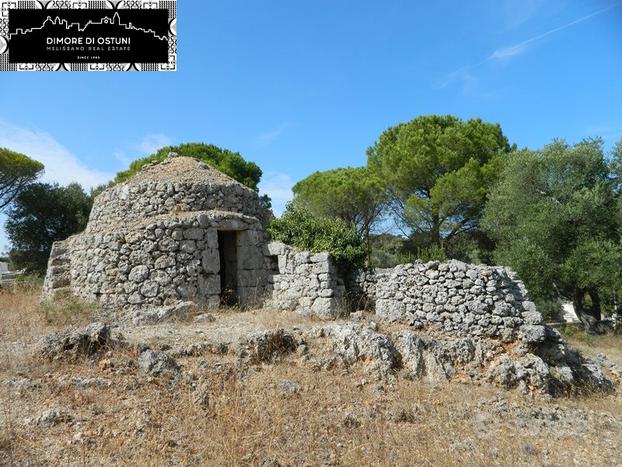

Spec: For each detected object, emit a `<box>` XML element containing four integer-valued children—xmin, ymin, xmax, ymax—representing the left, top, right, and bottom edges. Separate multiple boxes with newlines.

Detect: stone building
<box><xmin>43</xmin><ymin>154</ymin><xmax>276</xmax><ymax>310</ymax></box>
<box><xmin>43</xmin><ymin>153</ymin><xmax>347</xmax><ymax>317</ymax></box>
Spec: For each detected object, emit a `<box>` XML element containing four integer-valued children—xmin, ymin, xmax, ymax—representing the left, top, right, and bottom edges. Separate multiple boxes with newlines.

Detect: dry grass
<box><xmin>1</xmin><ymin>287</ymin><xmax>621</xmax><ymax>466</ymax></box>
<box><xmin>564</xmin><ymin>328</ymin><xmax>622</xmax><ymax>361</ymax></box>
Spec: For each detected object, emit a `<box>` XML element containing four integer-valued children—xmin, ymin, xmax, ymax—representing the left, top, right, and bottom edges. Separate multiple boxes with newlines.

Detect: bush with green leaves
<box><xmin>114</xmin><ymin>142</ymin><xmax>263</xmax><ymax>191</ymax></box>
<box><xmin>267</xmin><ymin>206</ymin><xmax>366</xmax><ymax>271</ymax></box>
<box><xmin>292</xmin><ymin>166</ymin><xmax>387</xmax><ymax>244</ymax></box>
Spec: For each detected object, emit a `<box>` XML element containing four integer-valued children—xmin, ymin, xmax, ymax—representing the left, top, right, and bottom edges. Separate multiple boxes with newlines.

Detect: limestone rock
<box><xmin>138</xmin><ymin>350</ymin><xmax>179</xmax><ymax>375</ymax></box>
<box><xmin>26</xmin><ymin>408</ymin><xmax>74</xmax><ymax>427</ymax></box>
<box><xmin>37</xmin><ymin>322</ymin><xmax>112</xmax><ymax>360</ymax></box>
<box><xmin>236</xmin><ymin>329</ymin><xmax>301</xmax><ymax>364</ymax></box>
<box><xmin>280</xmin><ymin>380</ymin><xmax>301</xmax><ymax>396</ymax></box>
<box><xmin>131</xmin><ymin>301</ymin><xmax>197</xmax><ymax>325</ymax></box>
<box><xmin>320</xmin><ymin>324</ymin><xmax>400</xmax><ymax>375</ymax></box>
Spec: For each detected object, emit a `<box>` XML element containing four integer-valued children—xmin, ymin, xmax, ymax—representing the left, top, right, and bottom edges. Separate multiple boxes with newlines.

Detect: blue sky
<box><xmin>1</xmin><ymin>0</ymin><xmax>622</xmax><ymax>253</ymax></box>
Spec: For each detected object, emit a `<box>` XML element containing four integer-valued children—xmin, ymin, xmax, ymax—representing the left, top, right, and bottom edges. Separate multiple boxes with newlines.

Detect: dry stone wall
<box><xmin>88</xmin><ymin>180</ymin><xmax>266</xmax><ymax>233</ymax></box>
<box><xmin>333</xmin><ymin>261</ymin><xmax>615</xmax><ymax>395</ymax></box>
<box><xmin>345</xmin><ymin>268</ymin><xmax>389</xmax><ymax>311</ymax></box>
<box><xmin>87</xmin><ymin>157</ymin><xmax>267</xmax><ymax>233</ymax></box>
<box><xmin>265</xmin><ymin>241</ymin><xmax>345</xmax><ymax>319</ymax></box>
<box><xmin>373</xmin><ymin>260</ymin><xmax>542</xmax><ymax>342</ymax></box>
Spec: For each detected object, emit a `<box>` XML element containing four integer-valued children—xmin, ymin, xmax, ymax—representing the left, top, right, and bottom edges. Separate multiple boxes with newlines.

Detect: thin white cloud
<box><xmin>501</xmin><ymin>0</ymin><xmax>544</xmax><ymax>28</ymax></box>
<box><xmin>439</xmin><ymin>3</ymin><xmax>621</xmax><ymax>88</ymax></box>
<box><xmin>490</xmin><ymin>43</ymin><xmax>528</xmax><ymax>60</ymax></box>
<box><xmin>0</xmin><ymin>120</ymin><xmax>114</xmax><ymax>189</ymax></box>
<box><xmin>491</xmin><ymin>3</ymin><xmax>621</xmax><ymax>61</ymax></box>
<box><xmin>258</xmin><ymin>123</ymin><xmax>291</xmax><ymax>144</ymax></box>
<box><xmin>258</xmin><ymin>172</ymin><xmax>294</xmax><ymax>216</ymax></box>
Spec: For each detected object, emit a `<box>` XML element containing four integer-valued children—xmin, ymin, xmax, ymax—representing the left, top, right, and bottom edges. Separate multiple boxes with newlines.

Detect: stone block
<box><xmin>239</xmin><ymin>248</ymin><xmax>264</xmax><ymax>270</ymax></box>
<box><xmin>179</xmin><ymin>240</ymin><xmax>196</xmax><ymax>253</ymax></box>
<box><xmin>266</xmin><ymin>241</ymin><xmax>288</xmax><ymax>256</ymax></box>
<box><xmin>140</xmin><ymin>281</ymin><xmax>159</xmax><ymax>298</ymax></box>
<box><xmin>183</xmin><ymin>228</ymin><xmax>204</xmax><ymax>240</ymax></box>
<box><xmin>128</xmin><ymin>265</ymin><xmax>149</xmax><ymax>283</ymax></box>
<box><xmin>311</xmin><ymin>297</ymin><xmax>339</xmax><ymax>319</ymax></box>
<box><xmin>199</xmin><ymin>274</ymin><xmax>221</xmax><ymax>295</ymax></box>
<box><xmin>310</xmin><ymin>252</ymin><xmax>330</xmax><ymax>263</ymax></box>
<box><xmin>201</xmin><ymin>249</ymin><xmax>220</xmax><ymax>274</ymax></box>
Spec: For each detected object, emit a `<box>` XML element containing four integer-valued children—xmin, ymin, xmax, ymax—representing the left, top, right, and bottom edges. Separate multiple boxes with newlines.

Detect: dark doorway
<box><xmin>218</xmin><ymin>230</ymin><xmax>238</xmax><ymax>306</ymax></box>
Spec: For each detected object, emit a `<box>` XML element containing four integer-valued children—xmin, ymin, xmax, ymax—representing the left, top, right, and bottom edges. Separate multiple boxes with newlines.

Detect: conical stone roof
<box><xmin>86</xmin><ymin>154</ymin><xmax>264</xmax><ymax>232</ymax></box>
<box><xmin>125</xmin><ymin>154</ymin><xmax>249</xmax><ymax>188</ymax></box>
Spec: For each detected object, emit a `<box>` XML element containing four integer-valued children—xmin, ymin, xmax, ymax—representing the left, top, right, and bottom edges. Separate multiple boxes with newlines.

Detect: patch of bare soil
<box><xmin>1</xmin><ymin>287</ymin><xmax>621</xmax><ymax>466</ymax></box>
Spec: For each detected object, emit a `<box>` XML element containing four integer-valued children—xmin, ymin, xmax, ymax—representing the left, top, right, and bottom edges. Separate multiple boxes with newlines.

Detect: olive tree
<box><xmin>482</xmin><ymin>138</ymin><xmax>621</xmax><ymax>331</ymax></box>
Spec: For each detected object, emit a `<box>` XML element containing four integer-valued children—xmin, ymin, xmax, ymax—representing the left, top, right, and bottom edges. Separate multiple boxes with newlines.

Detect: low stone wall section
<box><xmin>86</xmin><ymin>157</ymin><xmax>269</xmax><ymax>233</ymax></box>
<box><xmin>345</xmin><ymin>268</ymin><xmax>390</xmax><ymax>311</ymax></box>
<box><xmin>374</xmin><ymin>260</ymin><xmax>543</xmax><ymax>342</ymax></box>
<box><xmin>265</xmin><ymin>241</ymin><xmax>345</xmax><ymax>319</ymax></box>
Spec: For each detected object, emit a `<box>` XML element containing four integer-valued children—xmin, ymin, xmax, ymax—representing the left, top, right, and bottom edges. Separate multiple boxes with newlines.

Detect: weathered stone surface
<box><xmin>131</xmin><ymin>301</ymin><xmax>197</xmax><ymax>325</ymax></box>
<box><xmin>519</xmin><ymin>325</ymin><xmax>547</xmax><ymax>344</ymax></box>
<box><xmin>37</xmin><ymin>322</ymin><xmax>113</xmax><ymax>360</ymax></box>
<box><xmin>138</xmin><ymin>350</ymin><xmax>179</xmax><ymax>375</ymax></box>
<box><xmin>393</xmin><ymin>331</ymin><xmax>475</xmax><ymax>382</ymax></box>
<box><xmin>280</xmin><ymin>380</ymin><xmax>301</xmax><ymax>396</ymax></box>
<box><xmin>311</xmin><ymin>323</ymin><xmax>614</xmax><ymax>395</ymax></box>
<box><xmin>358</xmin><ymin>261</ymin><xmax>539</xmax><ymax>343</ymax></box>
<box><xmin>320</xmin><ymin>324</ymin><xmax>400</xmax><ymax>375</ymax></box>
<box><xmin>266</xmin><ymin>242</ymin><xmax>345</xmax><ymax>319</ymax></box>
<box><xmin>236</xmin><ymin>329</ymin><xmax>301</xmax><ymax>364</ymax></box>
<box><xmin>26</xmin><ymin>408</ymin><xmax>74</xmax><ymax>427</ymax></box>
<box><xmin>129</xmin><ymin>265</ymin><xmax>149</xmax><ymax>283</ymax></box>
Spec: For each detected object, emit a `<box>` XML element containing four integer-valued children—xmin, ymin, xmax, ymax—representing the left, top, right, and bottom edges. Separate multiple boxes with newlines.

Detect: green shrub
<box><xmin>114</xmin><ymin>143</ymin><xmax>262</xmax><ymax>191</ymax></box>
<box><xmin>14</xmin><ymin>274</ymin><xmax>44</xmax><ymax>288</ymax></box>
<box><xmin>533</xmin><ymin>298</ymin><xmax>563</xmax><ymax>322</ymax></box>
<box><xmin>414</xmin><ymin>244</ymin><xmax>448</xmax><ymax>263</ymax></box>
<box><xmin>267</xmin><ymin>206</ymin><xmax>366</xmax><ymax>271</ymax></box>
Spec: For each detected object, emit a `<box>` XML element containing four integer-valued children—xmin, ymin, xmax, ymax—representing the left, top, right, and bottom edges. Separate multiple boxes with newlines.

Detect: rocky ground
<box><xmin>1</xmin><ymin>286</ymin><xmax>621</xmax><ymax>466</ymax></box>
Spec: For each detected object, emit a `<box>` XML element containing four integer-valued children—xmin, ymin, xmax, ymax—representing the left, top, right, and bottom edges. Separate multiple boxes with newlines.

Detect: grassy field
<box><xmin>1</xmin><ymin>285</ymin><xmax>621</xmax><ymax>466</ymax></box>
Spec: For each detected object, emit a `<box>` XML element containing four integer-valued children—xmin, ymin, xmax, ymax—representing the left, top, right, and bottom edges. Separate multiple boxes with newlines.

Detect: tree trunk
<box><xmin>588</xmin><ymin>288</ymin><xmax>602</xmax><ymax>322</ymax></box>
<box><xmin>431</xmin><ymin>213</ymin><xmax>441</xmax><ymax>247</ymax></box>
<box><xmin>572</xmin><ymin>288</ymin><xmax>602</xmax><ymax>334</ymax></box>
